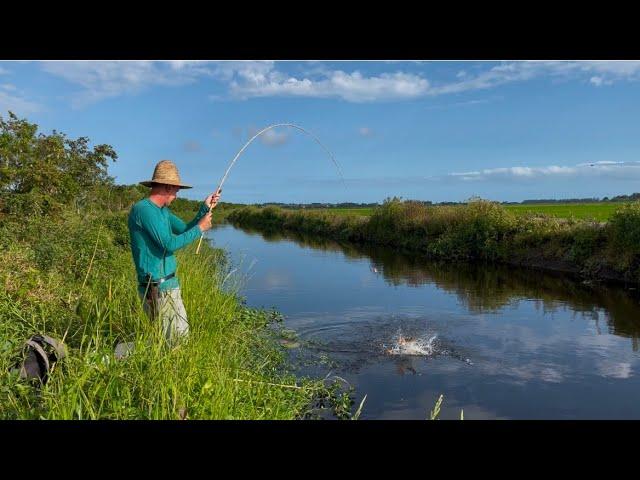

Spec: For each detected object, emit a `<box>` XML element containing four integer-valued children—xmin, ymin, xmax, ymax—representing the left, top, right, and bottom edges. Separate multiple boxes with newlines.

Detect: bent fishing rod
<box><xmin>195</xmin><ymin>123</ymin><xmax>346</xmax><ymax>254</ymax></box>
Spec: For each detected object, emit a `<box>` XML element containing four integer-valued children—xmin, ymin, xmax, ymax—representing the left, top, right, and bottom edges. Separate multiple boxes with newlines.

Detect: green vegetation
<box><xmin>0</xmin><ymin>112</ymin><xmax>355</xmax><ymax>419</ymax></box>
<box><xmin>228</xmin><ymin>198</ymin><xmax>640</xmax><ymax>283</ymax></box>
<box><xmin>503</xmin><ymin>203</ymin><xmax>618</xmax><ymax>221</ymax></box>
<box><xmin>301</xmin><ymin>203</ymin><xmax>619</xmax><ymax>222</ymax></box>
<box><xmin>305</xmin><ymin>207</ymin><xmax>376</xmax><ymax>217</ymax></box>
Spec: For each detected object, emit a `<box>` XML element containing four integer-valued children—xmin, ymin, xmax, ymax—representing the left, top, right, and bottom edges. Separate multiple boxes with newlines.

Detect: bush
<box><xmin>607</xmin><ymin>201</ymin><xmax>640</xmax><ymax>273</ymax></box>
<box><xmin>608</xmin><ymin>202</ymin><xmax>640</xmax><ymax>254</ymax></box>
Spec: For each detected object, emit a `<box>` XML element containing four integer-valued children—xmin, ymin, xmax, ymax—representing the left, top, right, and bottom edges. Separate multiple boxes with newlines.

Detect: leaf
<box><xmin>351</xmin><ymin>394</ymin><xmax>367</xmax><ymax>420</ymax></box>
<box><xmin>429</xmin><ymin>394</ymin><xmax>444</xmax><ymax>420</ymax></box>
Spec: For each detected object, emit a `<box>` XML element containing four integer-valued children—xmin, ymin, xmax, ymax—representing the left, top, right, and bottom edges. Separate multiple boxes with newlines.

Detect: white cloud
<box><xmin>426</xmin><ymin>61</ymin><xmax>587</xmax><ymax>96</ymax></box>
<box><xmin>39</xmin><ymin>60</ymin><xmax>220</xmax><ymax>108</ymax></box>
<box><xmin>457</xmin><ymin>61</ymin><xmax>640</xmax><ymax>92</ymax></box>
<box><xmin>212</xmin><ymin>61</ymin><xmax>276</xmax><ymax>83</ymax></box>
<box><xmin>576</xmin><ymin>160</ymin><xmax>623</xmax><ymax>166</ymax></box>
<box><xmin>248</xmin><ymin>126</ymin><xmax>289</xmax><ymax>146</ymax></box>
<box><xmin>260</xmin><ymin>128</ymin><xmax>288</xmax><ymax>146</ymax></box>
<box><xmin>228</xmin><ymin>69</ymin><xmax>430</xmax><ymax>102</ymax></box>
<box><xmin>281</xmin><ymin>160</ymin><xmax>640</xmax><ymax>189</ymax></box>
<box><xmin>579</xmin><ymin>60</ymin><xmax>640</xmax><ymax>77</ymax></box>
<box><xmin>0</xmin><ymin>90</ymin><xmax>42</xmax><ymax>115</ymax></box>
<box><xmin>38</xmin><ymin>60</ymin><xmax>640</xmax><ymax>107</ymax></box>
<box><xmin>0</xmin><ymin>70</ymin><xmax>42</xmax><ymax>115</ymax></box>
<box><xmin>447</xmin><ymin>161</ymin><xmax>640</xmax><ymax>183</ymax></box>
<box><xmin>38</xmin><ymin>60</ymin><xmax>276</xmax><ymax>108</ymax></box>
<box><xmin>224</xmin><ymin>61</ymin><xmax>640</xmax><ymax>103</ymax></box>
<box><xmin>165</xmin><ymin>60</ymin><xmax>213</xmax><ymax>72</ymax></box>
<box><xmin>358</xmin><ymin>127</ymin><xmax>373</xmax><ymax>137</ymax></box>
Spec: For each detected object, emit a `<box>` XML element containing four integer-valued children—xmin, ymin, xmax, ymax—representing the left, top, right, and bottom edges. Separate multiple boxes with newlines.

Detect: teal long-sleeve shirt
<box><xmin>128</xmin><ymin>198</ymin><xmax>208</xmax><ymax>293</ymax></box>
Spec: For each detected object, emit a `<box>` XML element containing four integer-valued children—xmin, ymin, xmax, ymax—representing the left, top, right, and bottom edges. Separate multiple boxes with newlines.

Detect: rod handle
<box><xmin>195</xmin><ymin>187</ymin><xmax>222</xmax><ymax>255</ymax></box>
<box><xmin>195</xmin><ymin>235</ymin><xmax>204</xmax><ymax>255</ymax></box>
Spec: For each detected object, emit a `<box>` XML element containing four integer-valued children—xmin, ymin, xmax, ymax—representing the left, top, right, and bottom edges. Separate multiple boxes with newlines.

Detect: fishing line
<box><xmin>196</xmin><ymin>123</ymin><xmax>346</xmax><ymax>254</ymax></box>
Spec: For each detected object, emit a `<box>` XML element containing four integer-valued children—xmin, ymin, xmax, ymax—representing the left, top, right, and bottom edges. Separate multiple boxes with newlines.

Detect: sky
<box><xmin>1</xmin><ymin>60</ymin><xmax>640</xmax><ymax>204</ymax></box>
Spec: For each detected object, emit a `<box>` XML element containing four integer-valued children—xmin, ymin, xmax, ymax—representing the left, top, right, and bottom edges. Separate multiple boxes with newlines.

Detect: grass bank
<box><xmin>0</xmin><ymin>205</ymin><xmax>346</xmax><ymax>419</ymax></box>
<box><xmin>227</xmin><ymin>199</ymin><xmax>640</xmax><ymax>284</ymax></box>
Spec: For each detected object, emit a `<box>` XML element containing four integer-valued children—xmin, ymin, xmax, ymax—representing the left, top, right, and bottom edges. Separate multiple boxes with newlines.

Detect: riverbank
<box><xmin>226</xmin><ymin>199</ymin><xmax>640</xmax><ymax>285</ymax></box>
<box><xmin>0</xmin><ymin>205</ymin><xmax>343</xmax><ymax>419</ymax></box>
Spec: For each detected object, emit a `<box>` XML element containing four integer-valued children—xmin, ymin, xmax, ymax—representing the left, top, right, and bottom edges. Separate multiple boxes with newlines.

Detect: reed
<box><xmin>0</xmin><ymin>220</ymin><xmax>325</xmax><ymax>419</ymax></box>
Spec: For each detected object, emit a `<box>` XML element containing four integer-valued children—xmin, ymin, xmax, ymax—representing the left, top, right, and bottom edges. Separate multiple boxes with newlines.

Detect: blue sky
<box><xmin>2</xmin><ymin>60</ymin><xmax>640</xmax><ymax>204</ymax></box>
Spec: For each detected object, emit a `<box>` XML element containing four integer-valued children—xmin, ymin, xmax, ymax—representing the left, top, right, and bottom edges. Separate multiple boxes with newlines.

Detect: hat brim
<box><xmin>139</xmin><ymin>181</ymin><xmax>192</xmax><ymax>189</ymax></box>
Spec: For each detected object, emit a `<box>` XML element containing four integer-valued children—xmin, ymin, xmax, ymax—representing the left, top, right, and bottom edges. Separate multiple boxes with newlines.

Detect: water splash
<box><xmin>282</xmin><ymin>313</ymin><xmax>473</xmax><ymax>373</ymax></box>
<box><xmin>384</xmin><ymin>330</ymin><xmax>439</xmax><ymax>356</ymax></box>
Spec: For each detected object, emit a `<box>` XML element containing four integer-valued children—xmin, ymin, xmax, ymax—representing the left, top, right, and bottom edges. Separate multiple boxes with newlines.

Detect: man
<box><xmin>128</xmin><ymin>159</ymin><xmax>221</xmax><ymax>345</ymax></box>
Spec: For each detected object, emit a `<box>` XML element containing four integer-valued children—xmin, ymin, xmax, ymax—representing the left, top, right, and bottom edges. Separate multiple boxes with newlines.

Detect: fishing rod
<box><xmin>196</xmin><ymin>123</ymin><xmax>345</xmax><ymax>254</ymax></box>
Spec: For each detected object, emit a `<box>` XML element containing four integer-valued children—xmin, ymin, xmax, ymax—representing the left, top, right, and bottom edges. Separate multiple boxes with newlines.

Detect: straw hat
<box><xmin>140</xmin><ymin>160</ymin><xmax>192</xmax><ymax>189</ymax></box>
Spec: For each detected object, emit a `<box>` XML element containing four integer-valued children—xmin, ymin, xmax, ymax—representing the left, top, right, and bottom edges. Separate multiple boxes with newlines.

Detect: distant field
<box><xmin>303</xmin><ymin>207</ymin><xmax>376</xmax><ymax>216</ymax></box>
<box><xmin>503</xmin><ymin>203</ymin><xmax>620</xmax><ymax>221</ymax></box>
<box><xmin>302</xmin><ymin>203</ymin><xmax>623</xmax><ymax>222</ymax></box>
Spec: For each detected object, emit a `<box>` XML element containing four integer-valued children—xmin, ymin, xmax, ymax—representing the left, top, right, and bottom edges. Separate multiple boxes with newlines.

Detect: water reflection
<box><xmin>215</xmin><ymin>223</ymin><xmax>640</xmax><ymax>418</ymax></box>
<box><xmin>231</xmin><ymin>224</ymin><xmax>640</xmax><ymax>346</ymax></box>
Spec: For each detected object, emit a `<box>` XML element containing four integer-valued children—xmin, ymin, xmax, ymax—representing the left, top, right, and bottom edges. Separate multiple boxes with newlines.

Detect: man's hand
<box><xmin>204</xmin><ymin>189</ymin><xmax>222</xmax><ymax>209</ymax></box>
<box><xmin>198</xmin><ymin>212</ymin><xmax>213</xmax><ymax>232</ymax></box>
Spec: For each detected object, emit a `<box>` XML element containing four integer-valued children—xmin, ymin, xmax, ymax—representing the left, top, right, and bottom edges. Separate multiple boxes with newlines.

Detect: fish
<box><xmin>385</xmin><ymin>334</ymin><xmax>432</xmax><ymax>356</ymax></box>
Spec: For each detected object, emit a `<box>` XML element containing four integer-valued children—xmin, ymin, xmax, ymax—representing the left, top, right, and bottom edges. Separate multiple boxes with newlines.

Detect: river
<box><xmin>207</xmin><ymin>223</ymin><xmax>640</xmax><ymax>419</ymax></box>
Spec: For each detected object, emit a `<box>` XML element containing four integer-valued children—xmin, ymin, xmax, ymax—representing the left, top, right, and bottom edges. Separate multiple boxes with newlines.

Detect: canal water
<box><xmin>207</xmin><ymin>223</ymin><xmax>640</xmax><ymax>419</ymax></box>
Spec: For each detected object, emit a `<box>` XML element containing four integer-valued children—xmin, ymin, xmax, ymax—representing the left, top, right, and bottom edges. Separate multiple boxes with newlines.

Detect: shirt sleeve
<box><xmin>169</xmin><ymin>202</ymin><xmax>209</xmax><ymax>234</ymax></box>
<box><xmin>136</xmin><ymin>205</ymin><xmax>202</xmax><ymax>254</ymax></box>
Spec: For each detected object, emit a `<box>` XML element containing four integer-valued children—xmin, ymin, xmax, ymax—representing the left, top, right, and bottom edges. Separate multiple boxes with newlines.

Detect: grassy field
<box><xmin>503</xmin><ymin>203</ymin><xmax>620</xmax><ymax>221</ymax></box>
<box><xmin>304</xmin><ymin>207</ymin><xmax>376</xmax><ymax>217</ymax></box>
<box><xmin>303</xmin><ymin>203</ymin><xmax>621</xmax><ymax>222</ymax></box>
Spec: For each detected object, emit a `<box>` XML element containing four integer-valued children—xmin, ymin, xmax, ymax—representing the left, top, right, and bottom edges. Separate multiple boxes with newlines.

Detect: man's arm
<box><xmin>137</xmin><ymin>206</ymin><xmax>202</xmax><ymax>254</ymax></box>
<box><xmin>170</xmin><ymin>190</ymin><xmax>221</xmax><ymax>234</ymax></box>
<box><xmin>169</xmin><ymin>202</ymin><xmax>209</xmax><ymax>234</ymax></box>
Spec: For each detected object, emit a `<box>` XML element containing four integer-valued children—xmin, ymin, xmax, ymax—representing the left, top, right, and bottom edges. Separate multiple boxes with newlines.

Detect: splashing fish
<box><xmin>385</xmin><ymin>333</ymin><xmax>438</xmax><ymax>356</ymax></box>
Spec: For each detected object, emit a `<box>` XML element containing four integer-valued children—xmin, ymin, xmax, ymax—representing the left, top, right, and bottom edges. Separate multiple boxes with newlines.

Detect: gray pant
<box><xmin>138</xmin><ymin>288</ymin><xmax>190</xmax><ymax>345</ymax></box>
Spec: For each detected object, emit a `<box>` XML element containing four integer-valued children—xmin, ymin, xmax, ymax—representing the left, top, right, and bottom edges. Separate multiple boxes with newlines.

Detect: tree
<box><xmin>0</xmin><ymin>111</ymin><xmax>118</xmax><ymax>216</ymax></box>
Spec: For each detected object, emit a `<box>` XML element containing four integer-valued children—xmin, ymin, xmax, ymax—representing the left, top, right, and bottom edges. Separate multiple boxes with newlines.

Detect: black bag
<box><xmin>142</xmin><ymin>273</ymin><xmax>161</xmax><ymax>322</ymax></box>
<box><xmin>12</xmin><ymin>335</ymin><xmax>67</xmax><ymax>385</ymax></box>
